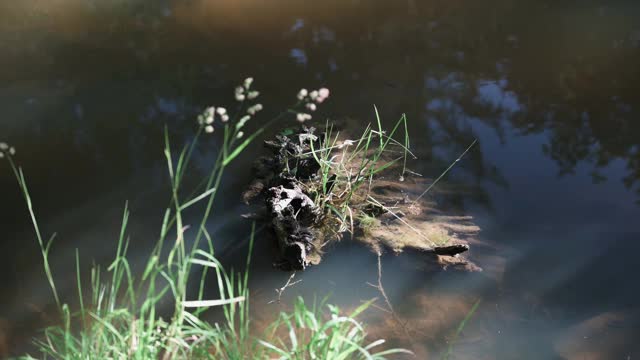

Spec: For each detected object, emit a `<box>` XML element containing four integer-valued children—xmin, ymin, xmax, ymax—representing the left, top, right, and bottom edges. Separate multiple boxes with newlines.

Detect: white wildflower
<box><xmin>0</xmin><ymin>142</ymin><xmax>7</xmax><ymax>150</ymax></box>
<box><xmin>235</xmin><ymin>86</ymin><xmax>245</xmax><ymax>101</ymax></box>
<box><xmin>306</xmin><ymin>103</ymin><xmax>316</xmax><ymax>111</ymax></box>
<box><xmin>309</xmin><ymin>90</ymin><xmax>319</xmax><ymax>101</ymax></box>
<box><xmin>316</xmin><ymin>87</ymin><xmax>330</xmax><ymax>103</ymax></box>
<box><xmin>244</xmin><ymin>77</ymin><xmax>254</xmax><ymax>88</ymax></box>
<box><xmin>197</xmin><ymin>106</ymin><xmax>215</xmax><ymax>124</ymax></box>
<box><xmin>221</xmin><ymin>114</ymin><xmax>229</xmax><ymax>122</ymax></box>
<box><xmin>248</xmin><ymin>103</ymin><xmax>263</xmax><ymax>115</ymax></box>
<box><xmin>237</xmin><ymin>115</ymin><xmax>251</xmax><ymax>129</ymax></box>
<box><xmin>296</xmin><ymin>113</ymin><xmax>312</xmax><ymax>122</ymax></box>
<box><xmin>9</xmin><ymin>147</ymin><xmax>15</xmax><ymax>155</ymax></box>
<box><xmin>237</xmin><ymin>131</ymin><xmax>244</xmax><ymax>139</ymax></box>
<box><xmin>297</xmin><ymin>88</ymin><xmax>308</xmax><ymax>100</ymax></box>
<box><xmin>247</xmin><ymin>91</ymin><xmax>260</xmax><ymax>100</ymax></box>
<box><xmin>0</xmin><ymin>152</ymin><xmax>4</xmax><ymax>158</ymax></box>
<box><xmin>205</xmin><ymin>125</ymin><xmax>214</xmax><ymax>133</ymax></box>
<box><xmin>216</xmin><ymin>107</ymin><xmax>227</xmax><ymax>115</ymax></box>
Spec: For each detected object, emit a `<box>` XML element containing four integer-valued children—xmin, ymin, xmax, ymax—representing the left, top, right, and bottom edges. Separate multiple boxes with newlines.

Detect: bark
<box><xmin>266</xmin><ymin>183</ymin><xmax>320</xmax><ymax>270</ymax></box>
<box><xmin>245</xmin><ymin>127</ymin><xmax>324</xmax><ymax>270</ymax></box>
<box><xmin>431</xmin><ymin>244</ymin><xmax>469</xmax><ymax>256</ymax></box>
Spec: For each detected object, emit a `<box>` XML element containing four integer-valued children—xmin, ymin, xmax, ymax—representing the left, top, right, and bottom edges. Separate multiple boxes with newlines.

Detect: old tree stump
<box><xmin>244</xmin><ymin>126</ymin><xmax>476</xmax><ymax>271</ymax></box>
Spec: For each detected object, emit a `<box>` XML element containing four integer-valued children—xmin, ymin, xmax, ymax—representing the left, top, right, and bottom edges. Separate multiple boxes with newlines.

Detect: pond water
<box><xmin>1</xmin><ymin>0</ymin><xmax>640</xmax><ymax>358</ymax></box>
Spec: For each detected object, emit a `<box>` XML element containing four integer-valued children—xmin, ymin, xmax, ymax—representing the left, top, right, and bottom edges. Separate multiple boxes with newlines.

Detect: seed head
<box><xmin>198</xmin><ymin>106</ymin><xmax>216</xmax><ymax>124</ymax></box>
<box><xmin>235</xmin><ymin>86</ymin><xmax>245</xmax><ymax>101</ymax></box>
<box><xmin>237</xmin><ymin>115</ymin><xmax>251</xmax><ymax>129</ymax></box>
<box><xmin>248</xmin><ymin>104</ymin><xmax>263</xmax><ymax>115</ymax></box>
<box><xmin>296</xmin><ymin>113</ymin><xmax>312</xmax><ymax>122</ymax></box>
<box><xmin>1</xmin><ymin>142</ymin><xmax>16</xmax><ymax>158</ymax></box>
<box><xmin>316</xmin><ymin>88</ymin><xmax>330</xmax><ymax>103</ymax></box>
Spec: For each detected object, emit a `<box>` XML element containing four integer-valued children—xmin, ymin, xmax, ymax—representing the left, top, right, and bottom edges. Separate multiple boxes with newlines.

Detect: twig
<box><xmin>367</xmin><ymin>252</ymin><xmax>414</xmax><ymax>343</ymax></box>
<box><xmin>269</xmin><ymin>272</ymin><xmax>302</xmax><ymax>304</ymax></box>
<box><xmin>413</xmin><ymin>139</ymin><xmax>477</xmax><ymax>204</ymax></box>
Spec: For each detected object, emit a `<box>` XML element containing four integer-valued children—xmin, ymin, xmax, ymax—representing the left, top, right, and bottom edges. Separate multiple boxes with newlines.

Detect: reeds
<box><xmin>301</xmin><ymin>106</ymin><xmax>415</xmax><ymax>238</ymax></box>
<box><xmin>4</xmin><ymin>80</ymin><xmax>407</xmax><ymax>359</ymax></box>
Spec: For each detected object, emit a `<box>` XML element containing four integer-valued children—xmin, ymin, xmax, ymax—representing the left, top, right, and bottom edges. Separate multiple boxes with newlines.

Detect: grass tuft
<box><xmin>4</xmin><ymin>80</ymin><xmax>407</xmax><ymax>359</ymax></box>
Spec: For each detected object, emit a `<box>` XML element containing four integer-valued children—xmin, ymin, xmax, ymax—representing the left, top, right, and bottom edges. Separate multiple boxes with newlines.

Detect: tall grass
<box><xmin>303</xmin><ymin>107</ymin><xmax>415</xmax><ymax>236</ymax></box>
<box><xmin>301</xmin><ymin>106</ymin><xmax>477</xmax><ymax>249</ymax></box>
<box><xmin>261</xmin><ymin>297</ymin><xmax>412</xmax><ymax>360</ymax></box>
<box><xmin>2</xmin><ymin>80</ymin><xmax>408</xmax><ymax>359</ymax></box>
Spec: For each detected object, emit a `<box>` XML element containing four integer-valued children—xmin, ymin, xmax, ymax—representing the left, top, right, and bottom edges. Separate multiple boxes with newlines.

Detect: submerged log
<box><xmin>431</xmin><ymin>244</ymin><xmax>469</xmax><ymax>256</ymax></box>
<box><xmin>243</xmin><ymin>127</ymin><xmax>325</xmax><ymax>270</ymax></box>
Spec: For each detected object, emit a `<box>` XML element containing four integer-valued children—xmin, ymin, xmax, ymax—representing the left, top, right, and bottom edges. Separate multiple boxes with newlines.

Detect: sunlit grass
<box><xmin>3</xmin><ymin>79</ymin><xmax>408</xmax><ymax>359</ymax></box>
<box><xmin>301</xmin><ymin>106</ymin><xmax>415</xmax><ymax>239</ymax></box>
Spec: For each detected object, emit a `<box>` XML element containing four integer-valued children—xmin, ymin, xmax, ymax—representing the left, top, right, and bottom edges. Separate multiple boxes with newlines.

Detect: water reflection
<box><xmin>1</xmin><ymin>0</ymin><xmax>640</xmax><ymax>357</ymax></box>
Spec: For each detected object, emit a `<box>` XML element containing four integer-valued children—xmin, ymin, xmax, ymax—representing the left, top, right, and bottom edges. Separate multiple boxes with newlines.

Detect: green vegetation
<box><xmin>261</xmin><ymin>297</ymin><xmax>410</xmax><ymax>360</ymax></box>
<box><xmin>301</xmin><ymin>107</ymin><xmax>414</xmax><ymax>239</ymax></box>
<box><xmin>1</xmin><ymin>79</ymin><xmax>410</xmax><ymax>359</ymax></box>
<box><xmin>443</xmin><ymin>299</ymin><xmax>481</xmax><ymax>360</ymax></box>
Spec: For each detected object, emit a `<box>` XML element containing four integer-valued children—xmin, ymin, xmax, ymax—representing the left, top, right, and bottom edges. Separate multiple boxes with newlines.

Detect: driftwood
<box><xmin>431</xmin><ymin>244</ymin><xmax>469</xmax><ymax>256</ymax></box>
<box><xmin>266</xmin><ymin>183</ymin><xmax>320</xmax><ymax>270</ymax></box>
<box><xmin>244</xmin><ymin>127</ymin><xmax>324</xmax><ymax>270</ymax></box>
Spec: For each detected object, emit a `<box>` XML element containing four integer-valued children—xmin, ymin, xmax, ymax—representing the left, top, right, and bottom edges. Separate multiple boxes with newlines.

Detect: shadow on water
<box><xmin>1</xmin><ymin>0</ymin><xmax>640</xmax><ymax>358</ymax></box>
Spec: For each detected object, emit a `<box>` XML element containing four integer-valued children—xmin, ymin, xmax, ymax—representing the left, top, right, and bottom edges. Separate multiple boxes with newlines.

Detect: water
<box><xmin>1</xmin><ymin>0</ymin><xmax>639</xmax><ymax>358</ymax></box>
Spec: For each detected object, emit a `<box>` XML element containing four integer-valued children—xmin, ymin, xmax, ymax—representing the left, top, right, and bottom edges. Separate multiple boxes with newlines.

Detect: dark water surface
<box><xmin>1</xmin><ymin>0</ymin><xmax>640</xmax><ymax>358</ymax></box>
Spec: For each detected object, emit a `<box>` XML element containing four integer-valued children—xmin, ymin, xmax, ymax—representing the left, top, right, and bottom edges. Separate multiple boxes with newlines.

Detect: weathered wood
<box><xmin>244</xmin><ymin>127</ymin><xmax>325</xmax><ymax>270</ymax></box>
<box><xmin>431</xmin><ymin>244</ymin><xmax>469</xmax><ymax>256</ymax></box>
<box><xmin>266</xmin><ymin>183</ymin><xmax>320</xmax><ymax>270</ymax></box>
